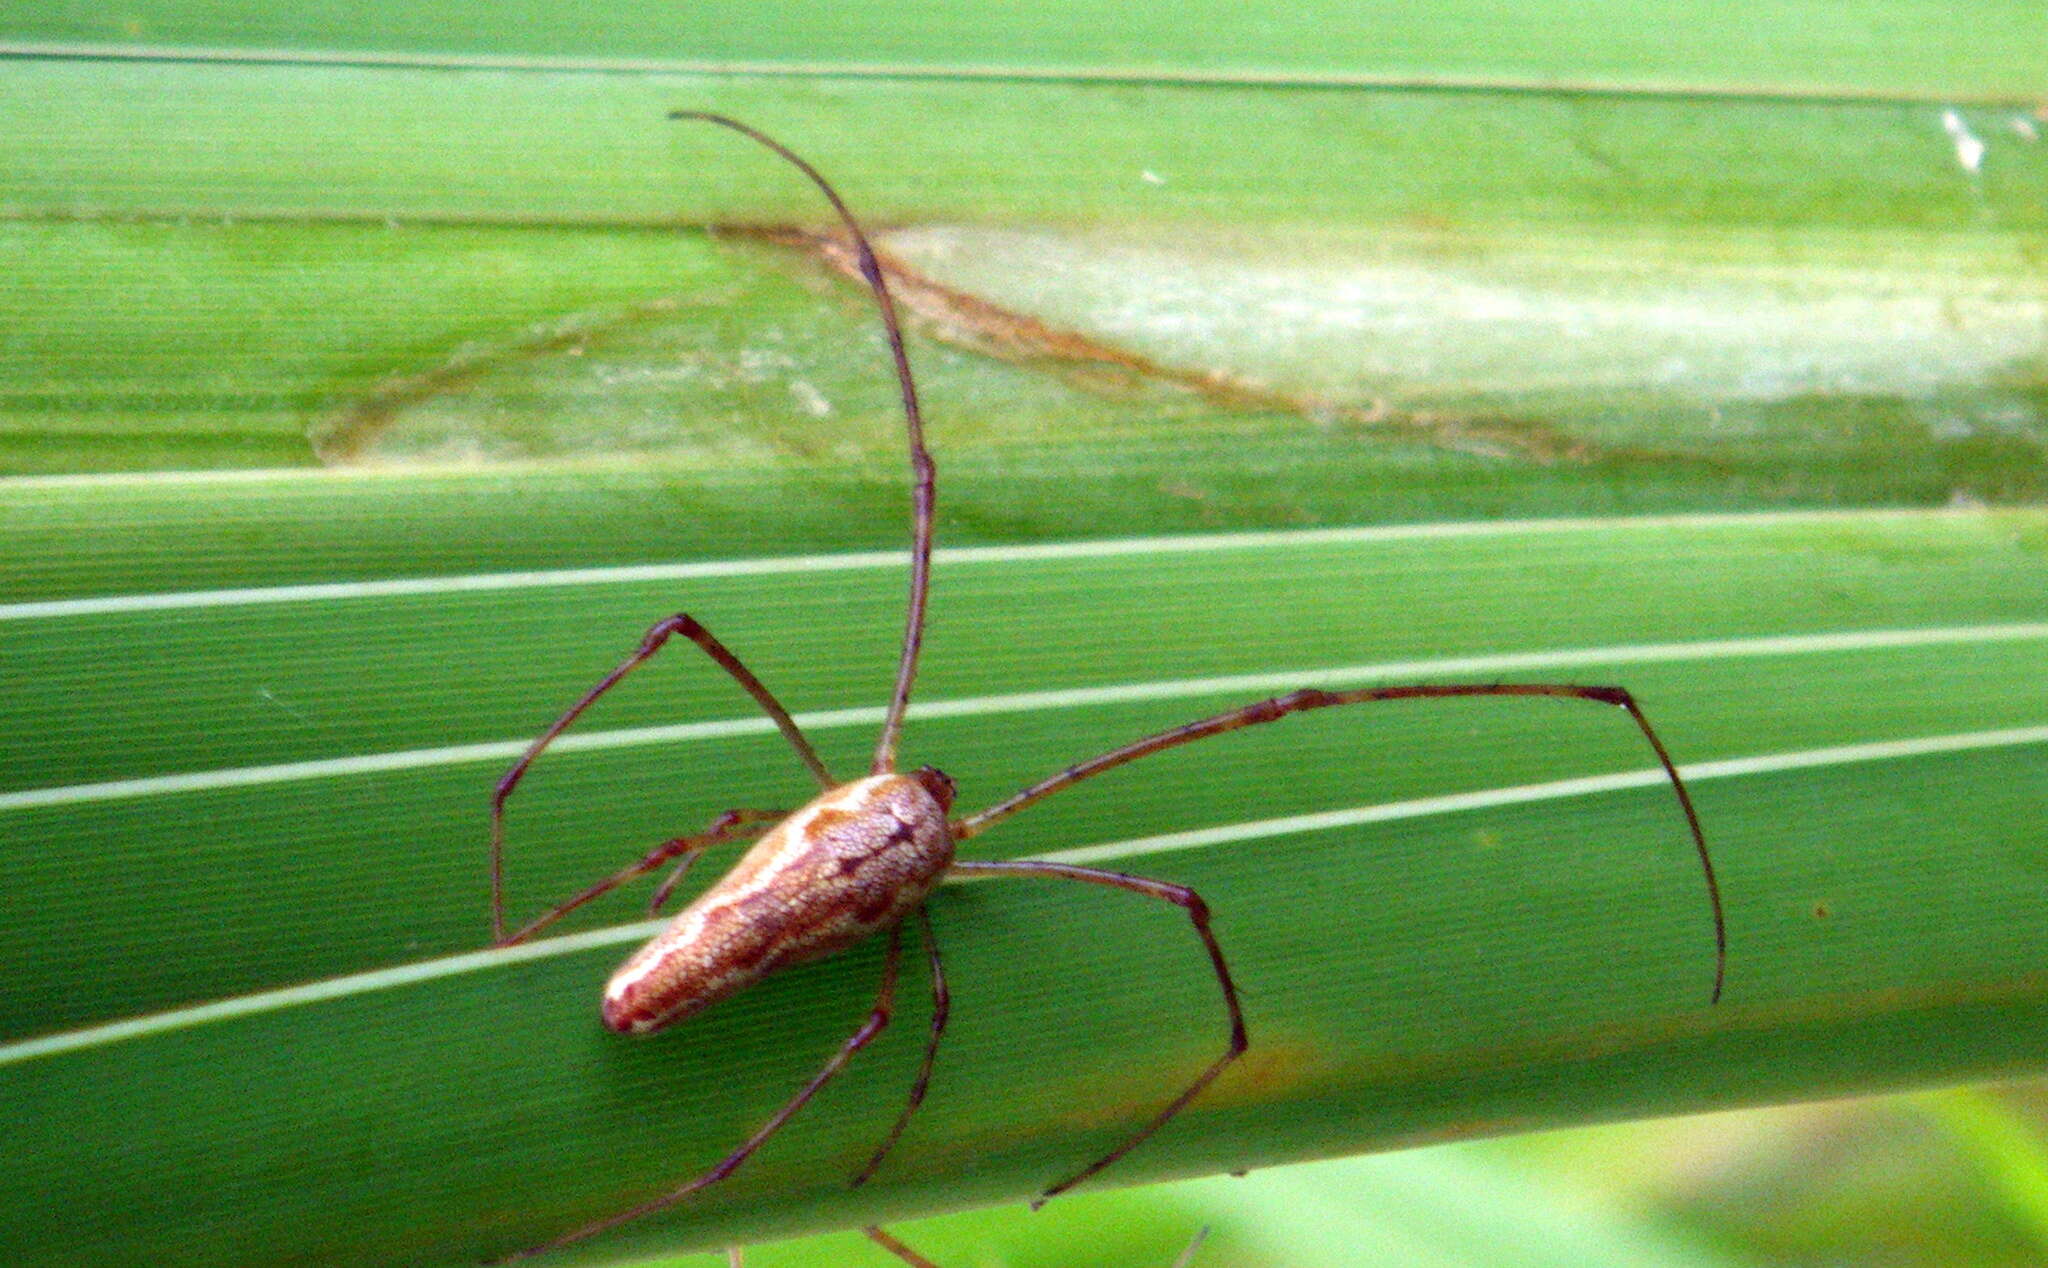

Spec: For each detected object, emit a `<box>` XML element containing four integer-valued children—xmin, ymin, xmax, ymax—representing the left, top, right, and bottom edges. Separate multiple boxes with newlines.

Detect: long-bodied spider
<box><xmin>488</xmin><ymin>112</ymin><xmax>1726</xmax><ymax>1265</ymax></box>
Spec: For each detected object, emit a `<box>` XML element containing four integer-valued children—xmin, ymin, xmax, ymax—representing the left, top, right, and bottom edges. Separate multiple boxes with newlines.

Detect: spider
<box><xmin>487</xmin><ymin>112</ymin><xmax>1726</xmax><ymax>1266</ymax></box>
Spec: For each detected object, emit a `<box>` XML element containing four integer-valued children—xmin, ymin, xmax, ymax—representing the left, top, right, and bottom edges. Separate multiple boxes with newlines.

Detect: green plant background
<box><xmin>3</xmin><ymin>3</ymin><xmax>2047</xmax><ymax>1266</ymax></box>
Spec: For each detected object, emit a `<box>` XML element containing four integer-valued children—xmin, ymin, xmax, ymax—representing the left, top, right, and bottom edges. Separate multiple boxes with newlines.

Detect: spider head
<box><xmin>909</xmin><ymin>765</ymin><xmax>957</xmax><ymax>812</ymax></box>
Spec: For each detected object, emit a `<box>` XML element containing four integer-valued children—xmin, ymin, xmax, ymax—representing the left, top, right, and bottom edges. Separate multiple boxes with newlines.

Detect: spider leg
<box><xmin>853</xmin><ymin>906</ymin><xmax>950</xmax><ymax>1188</ymax></box>
<box><xmin>498</xmin><ymin>808</ymin><xmax>785</xmax><ymax>947</ymax></box>
<box><xmin>863</xmin><ymin>1225</ymin><xmax>942</xmax><ymax>1267</ymax></box>
<box><xmin>490</xmin><ymin>610</ymin><xmax>831</xmax><ymax>940</ymax></box>
<box><xmin>940</xmin><ymin>681</ymin><xmax>1723</xmax><ymax>1204</ymax></box>
<box><xmin>955</xmin><ymin>681</ymin><xmax>1724</xmax><ymax>1002</ymax></box>
<box><xmin>672</xmin><ymin>114</ymin><xmax>935</xmax><ymax>778</ymax></box>
<box><xmin>948</xmin><ymin>858</ymin><xmax>1244</xmax><ymax>1204</ymax></box>
<box><xmin>496</xmin><ymin>926</ymin><xmax>906</xmax><ymax>1263</ymax></box>
<box><xmin>1171</xmin><ymin>1226</ymin><xmax>1212</xmax><ymax>1268</ymax></box>
<box><xmin>647</xmin><ymin>849</ymin><xmax>703</xmax><ymax>917</ymax></box>
<box><xmin>647</xmin><ymin>809</ymin><xmax>781</xmax><ymax>917</ymax></box>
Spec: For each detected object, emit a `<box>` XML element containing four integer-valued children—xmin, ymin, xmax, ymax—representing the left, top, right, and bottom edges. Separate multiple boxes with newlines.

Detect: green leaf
<box><xmin>4</xmin><ymin>3</ymin><xmax>2046</xmax><ymax>1265</ymax></box>
<box><xmin>5</xmin><ymin>502</ymin><xmax>2048</xmax><ymax>1265</ymax></box>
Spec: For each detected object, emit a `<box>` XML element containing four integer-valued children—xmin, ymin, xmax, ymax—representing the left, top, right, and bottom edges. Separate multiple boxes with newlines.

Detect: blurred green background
<box><xmin>686</xmin><ymin>1086</ymin><xmax>2048</xmax><ymax>1266</ymax></box>
<box><xmin>4</xmin><ymin>2</ymin><xmax>2047</xmax><ymax>1266</ymax></box>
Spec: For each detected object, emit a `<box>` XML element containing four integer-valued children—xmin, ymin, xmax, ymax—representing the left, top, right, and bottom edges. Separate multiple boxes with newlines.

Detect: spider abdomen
<box><xmin>601</xmin><ymin>772</ymin><xmax>956</xmax><ymax>1034</ymax></box>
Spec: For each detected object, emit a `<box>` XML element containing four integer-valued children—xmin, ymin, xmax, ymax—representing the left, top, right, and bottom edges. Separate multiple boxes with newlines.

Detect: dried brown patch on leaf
<box><xmin>741</xmin><ymin>225</ymin><xmax>1611</xmax><ymax>465</ymax></box>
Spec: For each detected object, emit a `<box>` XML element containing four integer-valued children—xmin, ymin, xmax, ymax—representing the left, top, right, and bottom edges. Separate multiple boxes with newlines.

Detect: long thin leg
<box><xmin>648</xmin><ymin>815</ymin><xmax>761</xmax><ymax>916</ymax></box>
<box><xmin>1171</xmin><ymin>1227</ymin><xmax>1212</xmax><ymax>1268</ymax></box>
<box><xmin>498</xmin><ymin>927</ymin><xmax>907</xmax><ymax>1263</ymax></box>
<box><xmin>955</xmin><ymin>681</ymin><xmax>1725</xmax><ymax>1003</ymax></box>
<box><xmin>862</xmin><ymin>1226</ymin><xmax>941</xmax><ymax>1268</ymax></box>
<box><xmin>491</xmin><ymin>610</ymin><xmax>831</xmax><ymax>940</ymax></box>
<box><xmin>647</xmin><ymin>849</ymin><xmax>706</xmax><ymax>917</ymax></box>
<box><xmin>671</xmin><ymin>113</ymin><xmax>936</xmax><ymax>778</ymax></box>
<box><xmin>853</xmin><ymin>907</ymin><xmax>949</xmax><ymax>1188</ymax></box>
<box><xmin>497</xmin><ymin>808</ymin><xmax>785</xmax><ymax>947</ymax></box>
<box><xmin>948</xmin><ymin>858</ymin><xmax>1247</xmax><ymax>1205</ymax></box>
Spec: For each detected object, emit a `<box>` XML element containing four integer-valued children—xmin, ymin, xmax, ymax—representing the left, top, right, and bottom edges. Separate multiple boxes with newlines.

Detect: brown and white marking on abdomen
<box><xmin>603</xmin><ymin>770</ymin><xmax>957</xmax><ymax>1034</ymax></box>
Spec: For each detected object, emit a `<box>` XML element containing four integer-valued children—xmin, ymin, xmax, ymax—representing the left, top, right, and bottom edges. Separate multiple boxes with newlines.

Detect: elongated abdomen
<box><xmin>602</xmin><ymin>771</ymin><xmax>956</xmax><ymax>1034</ymax></box>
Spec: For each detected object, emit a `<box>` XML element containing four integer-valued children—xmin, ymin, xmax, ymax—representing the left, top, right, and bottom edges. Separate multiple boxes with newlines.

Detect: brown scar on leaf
<box><xmin>1205</xmin><ymin>1034</ymin><xmax>1326</xmax><ymax>1106</ymax></box>
<box><xmin>315</xmin><ymin>221</ymin><xmax>1712</xmax><ymax>471</ymax></box>
<box><xmin>930</xmin><ymin>1032</ymin><xmax>1514</xmax><ymax>1177</ymax></box>
<box><xmin>735</xmin><ymin>224</ymin><xmax>1638</xmax><ymax>466</ymax></box>
<box><xmin>1038</xmin><ymin>1032</ymin><xmax>1328</xmax><ymax>1138</ymax></box>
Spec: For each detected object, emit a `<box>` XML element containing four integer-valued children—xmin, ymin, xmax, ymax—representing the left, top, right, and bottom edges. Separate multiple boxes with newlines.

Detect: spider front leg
<box><xmin>948</xmin><ymin>679</ymin><xmax>1727</xmax><ymax>1202</ymax></box>
<box><xmin>961</xmin><ymin>681</ymin><xmax>1725</xmax><ymax>998</ymax></box>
